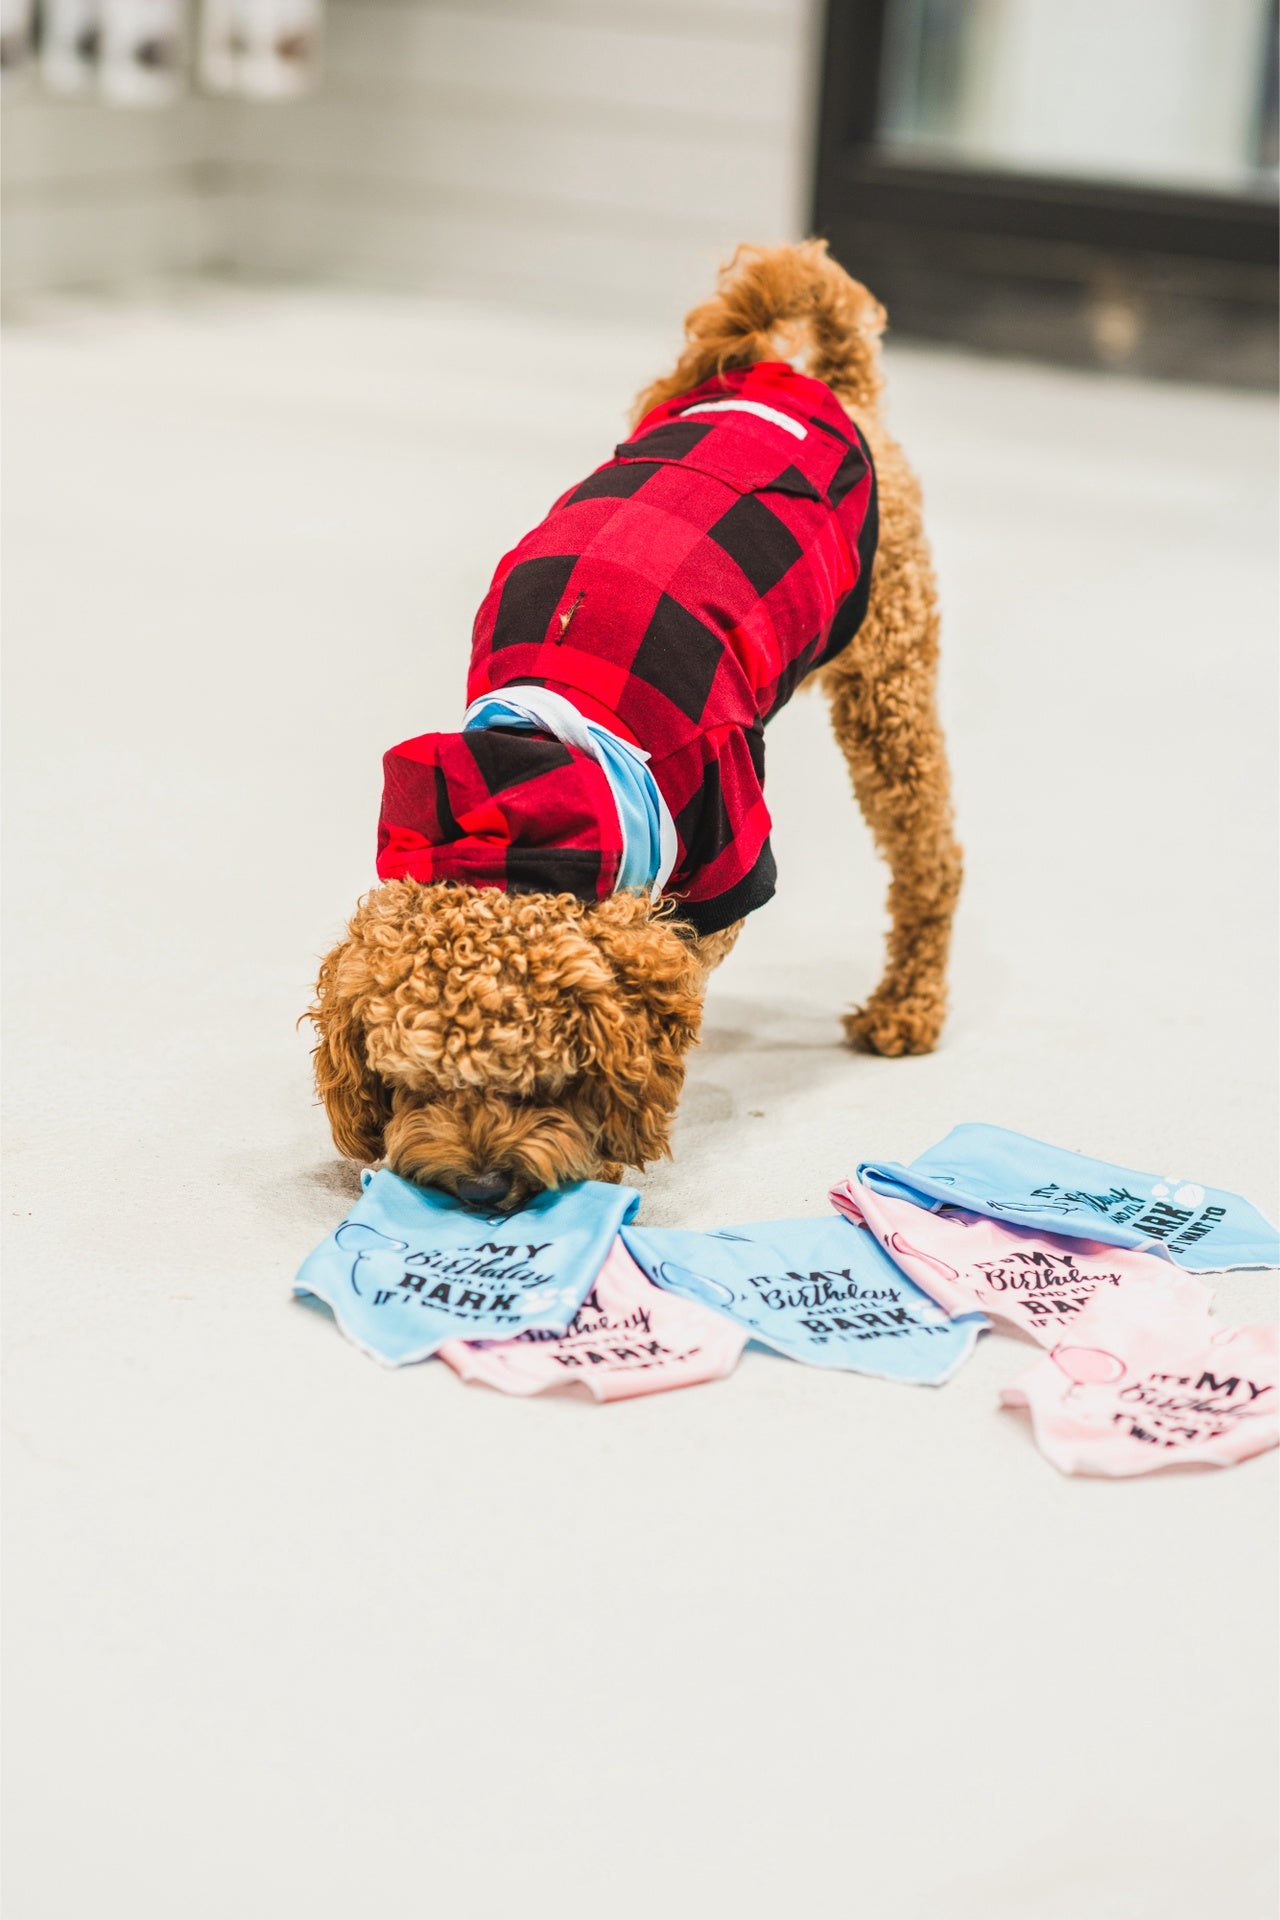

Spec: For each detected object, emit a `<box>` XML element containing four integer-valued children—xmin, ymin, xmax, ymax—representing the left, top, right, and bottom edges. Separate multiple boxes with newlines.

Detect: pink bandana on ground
<box><xmin>830</xmin><ymin>1175</ymin><xmax>1278</xmax><ymax>1477</ymax></box>
<box><xmin>829</xmin><ymin>1178</ymin><xmax>1213</xmax><ymax>1345</ymax></box>
<box><xmin>999</xmin><ymin>1307</ymin><xmax>1278</xmax><ymax>1476</ymax></box>
<box><xmin>437</xmin><ymin>1239</ymin><xmax>747</xmax><ymax>1401</ymax></box>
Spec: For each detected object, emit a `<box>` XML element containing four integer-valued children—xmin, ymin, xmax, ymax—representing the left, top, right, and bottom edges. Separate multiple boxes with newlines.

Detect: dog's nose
<box><xmin>457</xmin><ymin>1170</ymin><xmax>514</xmax><ymax>1207</ymax></box>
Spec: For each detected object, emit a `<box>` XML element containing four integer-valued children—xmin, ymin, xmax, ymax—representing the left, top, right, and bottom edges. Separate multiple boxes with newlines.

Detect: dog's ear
<box><xmin>308</xmin><ymin>930</ymin><xmax>393</xmax><ymax>1163</ymax></box>
<box><xmin>575</xmin><ymin>895</ymin><xmax>705</xmax><ymax>1170</ymax></box>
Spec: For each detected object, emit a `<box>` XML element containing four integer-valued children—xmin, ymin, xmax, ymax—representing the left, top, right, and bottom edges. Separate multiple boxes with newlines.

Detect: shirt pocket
<box><xmin>611</xmin><ymin>414</ymin><xmax>846</xmax><ymax>503</ymax></box>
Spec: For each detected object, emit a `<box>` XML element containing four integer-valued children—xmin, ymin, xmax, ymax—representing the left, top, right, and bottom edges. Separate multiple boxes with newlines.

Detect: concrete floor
<box><xmin>4</xmin><ymin>288</ymin><xmax>1277</xmax><ymax>1920</ymax></box>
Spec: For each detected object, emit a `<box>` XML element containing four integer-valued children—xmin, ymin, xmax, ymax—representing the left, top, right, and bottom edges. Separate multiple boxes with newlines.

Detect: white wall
<box><xmin>1</xmin><ymin>95</ymin><xmax>236</xmax><ymax>296</ymax></box>
<box><xmin>2</xmin><ymin>0</ymin><xmax>819</xmax><ymax>315</ymax></box>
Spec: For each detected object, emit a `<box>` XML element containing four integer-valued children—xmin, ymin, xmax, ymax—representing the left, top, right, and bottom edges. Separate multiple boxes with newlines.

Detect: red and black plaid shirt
<box><xmin>379</xmin><ymin>361</ymin><xmax>877</xmax><ymax>934</ymax></box>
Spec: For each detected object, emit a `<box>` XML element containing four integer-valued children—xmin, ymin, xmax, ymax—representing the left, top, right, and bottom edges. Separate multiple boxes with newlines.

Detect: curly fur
<box><xmin>633</xmin><ymin>239</ymin><xmax>886</xmax><ymax>420</ymax></box>
<box><xmin>309</xmin><ymin>241</ymin><xmax>961</xmax><ymax>1205</ymax></box>
<box><xmin>311</xmin><ymin>883</ymin><xmax>707</xmax><ymax>1208</ymax></box>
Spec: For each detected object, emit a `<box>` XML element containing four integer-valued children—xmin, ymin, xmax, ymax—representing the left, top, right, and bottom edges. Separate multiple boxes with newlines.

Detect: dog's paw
<box><xmin>843</xmin><ymin>992</ymin><xmax>945</xmax><ymax>1057</ymax></box>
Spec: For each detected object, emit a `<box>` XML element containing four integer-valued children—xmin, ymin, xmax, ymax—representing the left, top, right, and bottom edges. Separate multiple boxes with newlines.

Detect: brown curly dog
<box><xmin>310</xmin><ymin>242</ymin><xmax>961</xmax><ymax>1211</ymax></box>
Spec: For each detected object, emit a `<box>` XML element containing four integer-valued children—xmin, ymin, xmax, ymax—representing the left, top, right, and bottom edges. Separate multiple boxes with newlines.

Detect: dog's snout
<box><xmin>457</xmin><ymin>1170</ymin><xmax>514</xmax><ymax>1207</ymax></box>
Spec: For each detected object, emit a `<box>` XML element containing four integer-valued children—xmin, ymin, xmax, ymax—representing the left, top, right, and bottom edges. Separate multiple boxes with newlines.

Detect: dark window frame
<box><xmin>812</xmin><ymin>0</ymin><xmax>1279</xmax><ymax>383</ymax></box>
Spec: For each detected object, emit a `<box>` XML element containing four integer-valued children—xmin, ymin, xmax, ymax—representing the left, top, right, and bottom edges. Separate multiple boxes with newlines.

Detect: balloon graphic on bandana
<box><xmin>657</xmin><ymin>1261</ymin><xmax>735</xmax><ymax>1314</ymax></box>
<box><xmin>888</xmin><ymin>1233</ymin><xmax>960</xmax><ymax>1286</ymax></box>
<box><xmin>1051</xmin><ymin>1345</ymin><xmax>1126</xmax><ymax>1388</ymax></box>
<box><xmin>335</xmin><ymin>1221</ymin><xmax>408</xmax><ymax>1296</ymax></box>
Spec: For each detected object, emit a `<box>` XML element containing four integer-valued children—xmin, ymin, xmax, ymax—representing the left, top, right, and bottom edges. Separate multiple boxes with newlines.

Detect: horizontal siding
<box><xmin>227</xmin><ymin>0</ymin><xmax>817</xmax><ymax>313</ymax></box>
<box><xmin>317</xmin><ymin>4</ymin><xmax>802</xmax><ymax>127</ymax></box>
<box><xmin>229</xmin><ymin>185</ymin><xmax>762</xmax><ymax>318</ymax></box>
<box><xmin>1</xmin><ymin>94</ymin><xmax>233</xmax><ymax>296</ymax></box>
<box><xmin>1</xmin><ymin>0</ymin><xmax>818</xmax><ymax>310</ymax></box>
<box><xmin>226</xmin><ymin>99</ymin><xmax>798</xmax><ymax>235</ymax></box>
<box><xmin>339</xmin><ymin>0</ymin><xmax>803</xmax><ymax>28</ymax></box>
<box><xmin>1</xmin><ymin>98</ymin><xmax>228</xmax><ymax>193</ymax></box>
<box><xmin>2</xmin><ymin>190</ymin><xmax>234</xmax><ymax>298</ymax></box>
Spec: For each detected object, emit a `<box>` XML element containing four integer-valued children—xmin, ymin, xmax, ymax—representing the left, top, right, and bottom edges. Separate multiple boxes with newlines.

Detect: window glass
<box><xmin>879</xmin><ymin>0</ymin><xmax>1279</xmax><ymax>195</ymax></box>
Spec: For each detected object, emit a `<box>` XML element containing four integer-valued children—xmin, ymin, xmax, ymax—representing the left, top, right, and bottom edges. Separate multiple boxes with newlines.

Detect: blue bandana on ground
<box><xmin>296</xmin><ymin>1170</ymin><xmax>640</xmax><ymax>1366</ymax></box>
<box><xmin>859</xmin><ymin>1124</ymin><xmax>1280</xmax><ymax>1274</ymax></box>
<box><xmin>622</xmin><ymin>1214</ymin><xmax>987</xmax><ymax>1382</ymax></box>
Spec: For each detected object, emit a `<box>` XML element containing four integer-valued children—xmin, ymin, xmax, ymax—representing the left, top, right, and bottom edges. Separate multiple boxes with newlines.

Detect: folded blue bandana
<box><xmin>296</xmin><ymin>1170</ymin><xmax>640</xmax><ymax>1366</ymax></box>
<box><xmin>859</xmin><ymin>1124</ymin><xmax>1280</xmax><ymax>1274</ymax></box>
<box><xmin>464</xmin><ymin>685</ymin><xmax>677</xmax><ymax>899</ymax></box>
<box><xmin>622</xmin><ymin>1215</ymin><xmax>987</xmax><ymax>1382</ymax></box>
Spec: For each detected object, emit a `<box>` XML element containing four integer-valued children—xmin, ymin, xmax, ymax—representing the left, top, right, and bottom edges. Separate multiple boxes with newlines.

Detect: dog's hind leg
<box><xmin>690</xmin><ymin>920</ymin><xmax>744</xmax><ymax>979</ymax></box>
<box><xmin>817</xmin><ymin>426</ymin><xmax>962</xmax><ymax>1056</ymax></box>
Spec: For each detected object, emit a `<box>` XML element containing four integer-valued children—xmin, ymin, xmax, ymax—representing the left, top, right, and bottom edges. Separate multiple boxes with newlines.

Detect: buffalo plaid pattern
<box><xmin>379</xmin><ymin>360</ymin><xmax>878</xmax><ymax>935</ymax></box>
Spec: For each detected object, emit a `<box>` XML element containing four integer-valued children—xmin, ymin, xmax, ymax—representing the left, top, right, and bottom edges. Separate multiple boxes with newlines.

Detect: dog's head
<box><xmin>308</xmin><ymin>881</ymin><xmax>706</xmax><ymax>1210</ymax></box>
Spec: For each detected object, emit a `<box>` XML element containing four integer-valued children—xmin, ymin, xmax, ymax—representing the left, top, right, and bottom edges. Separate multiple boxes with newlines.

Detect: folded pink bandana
<box><xmin>829</xmin><ymin>1178</ymin><xmax>1213</xmax><ymax>1346</ymax></box>
<box><xmin>1000</xmin><ymin>1305</ymin><xmax>1278</xmax><ymax>1476</ymax></box>
<box><xmin>437</xmin><ymin>1238</ymin><xmax>747</xmax><ymax>1401</ymax></box>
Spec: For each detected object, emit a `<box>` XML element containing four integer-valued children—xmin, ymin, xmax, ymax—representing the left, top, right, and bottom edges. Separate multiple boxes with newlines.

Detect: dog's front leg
<box><xmin>819</xmin><ymin>431</ymin><xmax>962</xmax><ymax>1056</ymax></box>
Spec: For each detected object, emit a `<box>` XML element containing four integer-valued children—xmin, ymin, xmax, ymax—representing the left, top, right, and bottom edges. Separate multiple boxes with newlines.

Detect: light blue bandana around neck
<box><xmin>463</xmin><ymin>684</ymin><xmax>678</xmax><ymax>899</ymax></box>
<box><xmin>623</xmin><ymin>1214</ymin><xmax>988</xmax><ymax>1382</ymax></box>
<box><xmin>858</xmin><ymin>1124</ymin><xmax>1280</xmax><ymax>1274</ymax></box>
<box><xmin>295</xmin><ymin>1168</ymin><xmax>641</xmax><ymax>1366</ymax></box>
